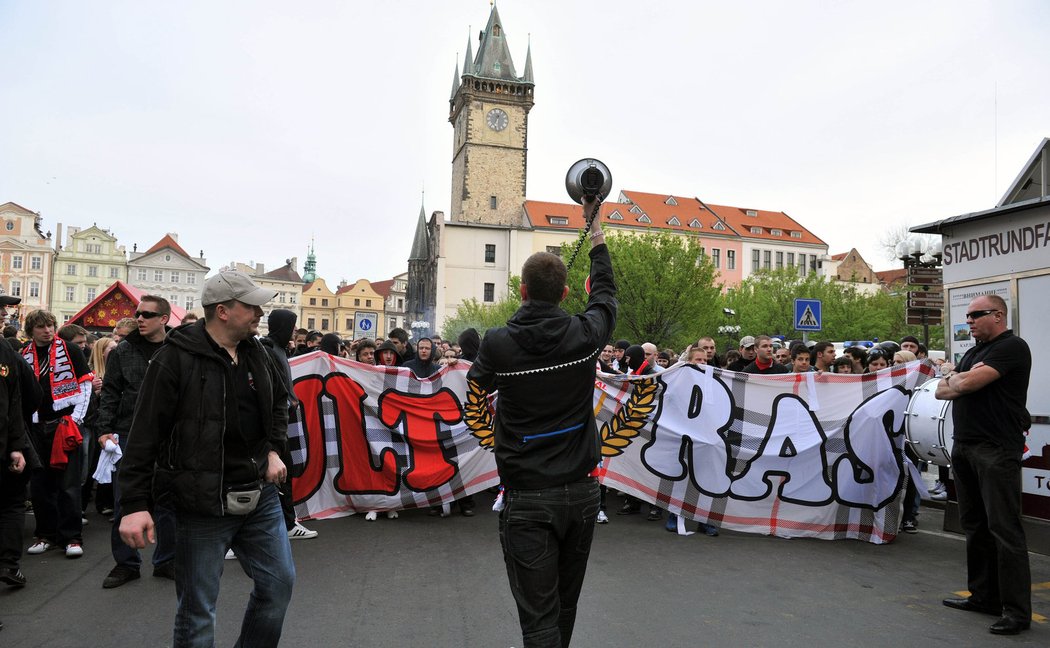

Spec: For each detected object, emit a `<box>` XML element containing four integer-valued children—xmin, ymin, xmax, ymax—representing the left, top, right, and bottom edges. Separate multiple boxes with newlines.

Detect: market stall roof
<box><xmin>67</xmin><ymin>281</ymin><xmax>187</xmax><ymax>331</ymax></box>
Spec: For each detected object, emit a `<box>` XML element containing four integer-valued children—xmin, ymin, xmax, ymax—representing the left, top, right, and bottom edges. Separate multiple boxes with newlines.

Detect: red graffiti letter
<box><xmin>290</xmin><ymin>376</ymin><xmax>326</xmax><ymax>504</ymax></box>
<box><xmin>378</xmin><ymin>390</ymin><xmax>462</xmax><ymax>491</ymax></box>
<box><xmin>327</xmin><ymin>374</ymin><xmax>399</xmax><ymax>495</ymax></box>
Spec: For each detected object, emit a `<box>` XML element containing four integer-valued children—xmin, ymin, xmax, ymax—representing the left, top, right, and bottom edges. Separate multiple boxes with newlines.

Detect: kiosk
<box><xmin>913</xmin><ymin>137</ymin><xmax>1050</xmax><ymax>553</ymax></box>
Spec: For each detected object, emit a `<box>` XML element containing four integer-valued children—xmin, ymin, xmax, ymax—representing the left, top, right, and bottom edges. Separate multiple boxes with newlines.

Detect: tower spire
<box><xmin>302</xmin><ymin>238</ymin><xmax>317</xmax><ymax>283</ymax></box>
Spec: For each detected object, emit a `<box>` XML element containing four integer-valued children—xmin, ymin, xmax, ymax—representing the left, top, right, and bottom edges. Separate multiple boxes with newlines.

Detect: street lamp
<box><xmin>897</xmin><ymin>236</ymin><xmax>943</xmax><ymax>347</ymax></box>
<box><xmin>719</xmin><ymin>308</ymin><xmax>740</xmax><ymax>351</ymax></box>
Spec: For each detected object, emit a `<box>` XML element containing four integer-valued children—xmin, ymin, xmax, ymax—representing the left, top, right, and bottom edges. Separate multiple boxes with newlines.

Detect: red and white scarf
<box><xmin>23</xmin><ymin>337</ymin><xmax>84</xmax><ymax>411</ymax></box>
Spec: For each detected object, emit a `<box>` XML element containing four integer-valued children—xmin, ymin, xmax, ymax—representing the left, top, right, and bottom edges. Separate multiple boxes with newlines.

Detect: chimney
<box><xmin>256</xmin><ymin>263</ymin><xmax>264</xmax><ymax>275</ymax></box>
<box><xmin>55</xmin><ymin>223</ymin><xmax>63</xmax><ymax>252</ymax></box>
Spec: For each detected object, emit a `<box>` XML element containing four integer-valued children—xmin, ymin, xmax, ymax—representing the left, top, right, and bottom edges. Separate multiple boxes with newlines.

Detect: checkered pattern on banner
<box><xmin>287</xmin><ymin>354</ymin><xmax>499</xmax><ymax>520</ymax></box>
<box><xmin>597</xmin><ymin>361</ymin><xmax>936</xmax><ymax>544</ymax></box>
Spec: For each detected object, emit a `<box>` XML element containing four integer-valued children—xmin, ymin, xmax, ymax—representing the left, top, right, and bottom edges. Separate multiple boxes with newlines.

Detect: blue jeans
<box><xmin>499</xmin><ymin>477</ymin><xmax>600</xmax><ymax>648</ymax></box>
<box><xmin>173</xmin><ymin>483</ymin><xmax>295</xmax><ymax>648</ymax></box>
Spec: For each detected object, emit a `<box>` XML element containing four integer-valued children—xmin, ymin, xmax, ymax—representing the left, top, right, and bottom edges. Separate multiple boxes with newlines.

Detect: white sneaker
<box><xmin>596</xmin><ymin>510</ymin><xmax>609</xmax><ymax>524</ymax></box>
<box><xmin>932</xmin><ymin>481</ymin><xmax>947</xmax><ymax>494</ymax></box>
<box><xmin>386</xmin><ymin>511</ymin><xmax>398</xmax><ymax>519</ymax></box>
<box><xmin>930</xmin><ymin>490</ymin><xmax>948</xmax><ymax>501</ymax></box>
<box><xmin>288</xmin><ymin>522</ymin><xmax>318</xmax><ymax>540</ymax></box>
<box><xmin>365</xmin><ymin>511</ymin><xmax>378</xmax><ymax>521</ymax></box>
<box><xmin>225</xmin><ymin>548</ymin><xmax>236</xmax><ymax>560</ymax></box>
<box><xmin>27</xmin><ymin>539</ymin><xmax>52</xmax><ymax>555</ymax></box>
<box><xmin>65</xmin><ymin>542</ymin><xmax>84</xmax><ymax>558</ymax></box>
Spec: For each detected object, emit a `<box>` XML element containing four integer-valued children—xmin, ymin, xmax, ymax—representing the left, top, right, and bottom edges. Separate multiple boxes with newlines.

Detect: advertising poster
<box><xmin>947</xmin><ymin>281</ymin><xmax>1010</xmax><ymax>363</ymax></box>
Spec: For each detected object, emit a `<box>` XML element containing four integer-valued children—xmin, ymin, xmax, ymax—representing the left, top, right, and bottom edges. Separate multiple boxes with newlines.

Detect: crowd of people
<box><xmin>0</xmin><ymin>261</ymin><xmax>1031</xmax><ymax>640</ymax></box>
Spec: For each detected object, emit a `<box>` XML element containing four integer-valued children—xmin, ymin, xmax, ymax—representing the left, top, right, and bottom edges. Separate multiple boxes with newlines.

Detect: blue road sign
<box><xmin>794</xmin><ymin>299</ymin><xmax>822</xmax><ymax>331</ymax></box>
<box><xmin>354</xmin><ymin>311</ymin><xmax>378</xmax><ymax>338</ymax></box>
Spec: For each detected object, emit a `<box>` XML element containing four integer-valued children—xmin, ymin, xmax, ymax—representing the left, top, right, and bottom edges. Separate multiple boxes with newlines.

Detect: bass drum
<box><xmin>904</xmin><ymin>378</ymin><xmax>954</xmax><ymax>467</ymax></box>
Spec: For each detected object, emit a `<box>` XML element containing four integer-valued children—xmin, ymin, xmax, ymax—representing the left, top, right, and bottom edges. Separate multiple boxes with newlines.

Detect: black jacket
<box><xmin>467</xmin><ymin>244</ymin><xmax>617</xmax><ymax>490</ymax></box>
<box><xmin>95</xmin><ymin>327</ymin><xmax>166</xmax><ymax>442</ymax></box>
<box><xmin>118</xmin><ymin>321</ymin><xmax>288</xmax><ymax>517</ymax></box>
<box><xmin>0</xmin><ymin>343</ymin><xmax>26</xmax><ymax>462</ymax></box>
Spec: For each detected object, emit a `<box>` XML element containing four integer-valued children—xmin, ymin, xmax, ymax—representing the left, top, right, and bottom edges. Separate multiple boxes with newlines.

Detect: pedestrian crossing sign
<box><xmin>794</xmin><ymin>299</ymin><xmax>822</xmax><ymax>331</ymax></box>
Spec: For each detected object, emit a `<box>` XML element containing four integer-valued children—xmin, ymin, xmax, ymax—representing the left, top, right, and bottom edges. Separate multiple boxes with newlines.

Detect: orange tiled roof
<box><xmin>702</xmin><ymin>202</ymin><xmax>826</xmax><ymax>246</ymax></box>
<box><xmin>371</xmin><ymin>279</ymin><xmax>394</xmax><ymax>297</ymax></box>
<box><xmin>876</xmin><ymin>269</ymin><xmax>907</xmax><ymax>285</ymax></box>
<box><xmin>830</xmin><ymin>252</ymin><xmax>849</xmax><ymax>261</ymax></box>
<box><xmin>143</xmin><ymin>234</ymin><xmax>192</xmax><ymax>259</ymax></box>
<box><xmin>524</xmin><ymin>191</ymin><xmax>824</xmax><ymax>246</ymax></box>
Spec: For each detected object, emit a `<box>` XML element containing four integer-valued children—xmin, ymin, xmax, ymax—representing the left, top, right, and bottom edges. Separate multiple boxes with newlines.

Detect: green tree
<box><xmin>441</xmin><ymin>277</ymin><xmax>521</xmax><ymax>341</ymax></box>
<box><xmin>561</xmin><ymin>231</ymin><xmax>722</xmax><ymax>350</ymax></box>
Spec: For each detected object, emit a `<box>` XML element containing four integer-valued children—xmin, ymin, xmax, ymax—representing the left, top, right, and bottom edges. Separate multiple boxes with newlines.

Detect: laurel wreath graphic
<box><xmin>600</xmin><ymin>378</ymin><xmax>658</xmax><ymax>457</ymax></box>
<box><xmin>464</xmin><ymin>378</ymin><xmax>495</xmax><ymax>448</ymax></box>
<box><xmin>464</xmin><ymin>376</ymin><xmax>657</xmax><ymax>456</ymax></box>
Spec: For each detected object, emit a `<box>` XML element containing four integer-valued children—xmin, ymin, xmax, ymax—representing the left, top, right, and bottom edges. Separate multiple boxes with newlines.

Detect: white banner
<box><xmin>288</xmin><ymin>352</ymin><xmax>934</xmax><ymax>543</ymax></box>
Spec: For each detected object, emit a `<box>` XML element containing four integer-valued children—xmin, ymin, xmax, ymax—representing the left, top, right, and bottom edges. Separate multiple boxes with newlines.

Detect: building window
<box><xmin>171</xmin><ymin>271</ymin><xmax>181</xmax><ymax>283</ymax></box>
<box><xmin>397</xmin><ymin>297</ymin><xmax>404</xmax><ymax>310</ymax></box>
<box><xmin>798</xmin><ymin>254</ymin><xmax>807</xmax><ymax>276</ymax></box>
<box><xmin>289</xmin><ymin>294</ymin><xmax>296</xmax><ymax>304</ymax></box>
<box><xmin>365</xmin><ymin>299</ymin><xmax>371</xmax><ymax>307</ymax></box>
<box><xmin>65</xmin><ymin>286</ymin><xmax>75</xmax><ymax>301</ymax></box>
<box><xmin>750</xmin><ymin>226</ymin><xmax>763</xmax><ymax>235</ymax></box>
<box><xmin>10</xmin><ymin>281</ymin><xmax>20</xmax><ymax>297</ymax></box>
<box><xmin>763</xmin><ymin>250</ymin><xmax>772</xmax><ymax>269</ymax></box>
<box><xmin>137</xmin><ymin>269</ymin><xmax>147</xmax><ymax>281</ymax></box>
<box><xmin>30</xmin><ymin>256</ymin><xmax>41</xmax><ymax>270</ymax></box>
<box><xmin>321</xmin><ymin>318</ymin><xmax>329</xmax><ymax>331</ymax></box>
<box><xmin>546</xmin><ymin>246</ymin><xmax>561</xmax><ymax>255</ymax></box>
<box><xmin>170</xmin><ymin>294</ymin><xmax>178</xmax><ymax>303</ymax></box>
<box><xmin>483</xmin><ymin>283</ymin><xmax>495</xmax><ymax>302</ymax></box>
<box><xmin>4</xmin><ymin>222</ymin><xmax>12</xmax><ymax>231</ymax></box>
<box><xmin>346</xmin><ymin>318</ymin><xmax>353</xmax><ymax>330</ymax></box>
<box><xmin>321</xmin><ymin>298</ymin><xmax>329</xmax><ymax>307</ymax></box>
<box><xmin>109</xmin><ymin>266</ymin><xmax>119</xmax><ymax>278</ymax></box>
<box><xmin>771</xmin><ymin>229</ymin><xmax>782</xmax><ymax>236</ymax></box>
<box><xmin>154</xmin><ymin>270</ymin><xmax>164</xmax><ymax>282</ymax></box>
<box><xmin>185</xmin><ymin>296</ymin><xmax>194</xmax><ymax>310</ymax></box>
<box><xmin>752</xmin><ymin>250</ymin><xmax>760</xmax><ymax>271</ymax></box>
<box><xmin>307</xmin><ymin>317</ymin><xmax>315</xmax><ymax>329</ymax></box>
<box><xmin>309</xmin><ymin>297</ymin><xmax>316</xmax><ymax>306</ymax></box>
<box><xmin>88</xmin><ymin>265</ymin><xmax>98</xmax><ymax>277</ymax></box>
<box><xmin>791</xmin><ymin>231</ymin><xmax>803</xmax><ymax>239</ymax></box>
<box><xmin>727</xmin><ymin>250</ymin><xmax>736</xmax><ymax>270</ymax></box>
<box><xmin>390</xmin><ymin>318</ymin><xmax>396</xmax><ymax>330</ymax></box>
<box><xmin>29</xmin><ymin>281</ymin><xmax>40</xmax><ymax>298</ymax></box>
<box><xmin>485</xmin><ymin>244</ymin><xmax>496</xmax><ymax>263</ymax></box>
<box><xmin>278</xmin><ymin>293</ymin><xmax>285</xmax><ymax>304</ymax></box>
<box><xmin>187</xmin><ymin>273</ymin><xmax>196</xmax><ymax>285</ymax></box>
<box><xmin>86</xmin><ymin>287</ymin><xmax>96</xmax><ymax>301</ymax></box>
<box><xmin>354</xmin><ymin>298</ymin><xmax>360</xmax><ymax>306</ymax></box>
<box><xmin>712</xmin><ymin>248</ymin><xmax>721</xmax><ymax>269</ymax></box>
<box><xmin>66</xmin><ymin>264</ymin><xmax>76</xmax><ymax>275</ymax></box>
<box><xmin>548</xmin><ymin>216</ymin><xmax>569</xmax><ymax>226</ymax></box>
<box><xmin>12</xmin><ymin>256</ymin><xmax>23</xmax><ymax>270</ymax></box>
<box><xmin>775</xmin><ymin>251</ymin><xmax>784</xmax><ymax>269</ymax></box>
<box><xmin>787</xmin><ymin>252</ymin><xmax>795</xmax><ymax>267</ymax></box>
<box><xmin>490</xmin><ymin>196</ymin><xmax>497</xmax><ymax>209</ymax></box>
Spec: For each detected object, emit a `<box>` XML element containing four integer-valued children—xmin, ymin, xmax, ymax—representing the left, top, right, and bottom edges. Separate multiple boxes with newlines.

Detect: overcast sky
<box><xmin>2</xmin><ymin>1</ymin><xmax>1048</xmax><ymax>284</ymax></box>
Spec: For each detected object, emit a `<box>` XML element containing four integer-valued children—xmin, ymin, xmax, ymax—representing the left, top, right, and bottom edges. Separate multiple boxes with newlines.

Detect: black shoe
<box><xmin>461</xmin><ymin>508</ymin><xmax>475</xmax><ymax>517</ymax></box>
<box><xmin>428</xmin><ymin>506</ymin><xmax>441</xmax><ymax>517</ymax></box>
<box><xmin>152</xmin><ymin>561</ymin><xmax>175</xmax><ymax>580</ymax></box>
<box><xmin>646</xmin><ymin>507</ymin><xmax>662</xmax><ymax>521</ymax></box>
<box><xmin>102</xmin><ymin>565</ymin><xmax>140</xmax><ymax>589</ymax></box>
<box><xmin>617</xmin><ymin>502</ymin><xmax>640</xmax><ymax>515</ymax></box>
<box><xmin>0</xmin><ymin>568</ymin><xmax>26</xmax><ymax>588</ymax></box>
<box><xmin>989</xmin><ymin>616</ymin><xmax>1030</xmax><ymax>635</ymax></box>
<box><xmin>942</xmin><ymin>597</ymin><xmax>1000</xmax><ymax>616</ymax></box>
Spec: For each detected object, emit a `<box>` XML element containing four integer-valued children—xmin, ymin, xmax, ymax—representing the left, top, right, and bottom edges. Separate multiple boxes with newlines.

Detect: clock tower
<box><xmin>449</xmin><ymin>5</ymin><xmax>534</xmax><ymax>226</ymax></box>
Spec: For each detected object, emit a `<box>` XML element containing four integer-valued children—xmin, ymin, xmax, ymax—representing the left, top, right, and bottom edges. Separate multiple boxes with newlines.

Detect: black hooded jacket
<box><xmin>467</xmin><ymin>244</ymin><xmax>617</xmax><ymax>490</ymax></box>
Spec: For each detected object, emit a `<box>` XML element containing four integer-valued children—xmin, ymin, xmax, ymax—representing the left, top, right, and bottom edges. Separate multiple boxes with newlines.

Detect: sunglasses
<box><xmin>135</xmin><ymin>311</ymin><xmax>162</xmax><ymax>319</ymax></box>
<box><xmin>965</xmin><ymin>309</ymin><xmax>999</xmax><ymax>320</ymax></box>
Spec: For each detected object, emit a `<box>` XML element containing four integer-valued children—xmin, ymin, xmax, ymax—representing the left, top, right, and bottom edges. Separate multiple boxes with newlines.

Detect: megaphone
<box><xmin>565</xmin><ymin>158</ymin><xmax>613</xmax><ymax>205</ymax></box>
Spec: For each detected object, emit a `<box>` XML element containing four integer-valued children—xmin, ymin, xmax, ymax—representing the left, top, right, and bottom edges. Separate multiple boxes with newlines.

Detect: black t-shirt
<box><xmin>951</xmin><ymin>330</ymin><xmax>1031</xmax><ymax>452</ymax></box>
<box><xmin>203</xmin><ymin>332</ymin><xmax>265</xmax><ymax>485</ymax></box>
<box><xmin>30</xmin><ymin>341</ymin><xmax>91</xmax><ymax>421</ymax></box>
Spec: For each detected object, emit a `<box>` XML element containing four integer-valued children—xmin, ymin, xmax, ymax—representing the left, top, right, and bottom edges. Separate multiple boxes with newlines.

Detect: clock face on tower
<box><xmin>486</xmin><ymin>108</ymin><xmax>509</xmax><ymax>132</ymax></box>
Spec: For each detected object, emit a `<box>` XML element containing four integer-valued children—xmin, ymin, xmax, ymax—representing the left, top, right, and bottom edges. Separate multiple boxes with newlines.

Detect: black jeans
<box><xmin>499</xmin><ymin>477</ymin><xmax>600</xmax><ymax>648</ymax></box>
<box><xmin>951</xmin><ymin>440</ymin><xmax>1031</xmax><ymax>621</ymax></box>
<box><xmin>29</xmin><ymin>421</ymin><xmax>83</xmax><ymax>546</ymax></box>
<box><xmin>0</xmin><ymin>468</ymin><xmax>29</xmax><ymax>569</ymax></box>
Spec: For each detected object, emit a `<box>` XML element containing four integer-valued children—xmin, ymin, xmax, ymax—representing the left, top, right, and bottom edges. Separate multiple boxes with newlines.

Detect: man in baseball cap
<box><xmin>118</xmin><ymin>270</ymin><xmax>293</xmax><ymax>645</ymax></box>
<box><xmin>727</xmin><ymin>335</ymin><xmax>757</xmax><ymax>371</ymax></box>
